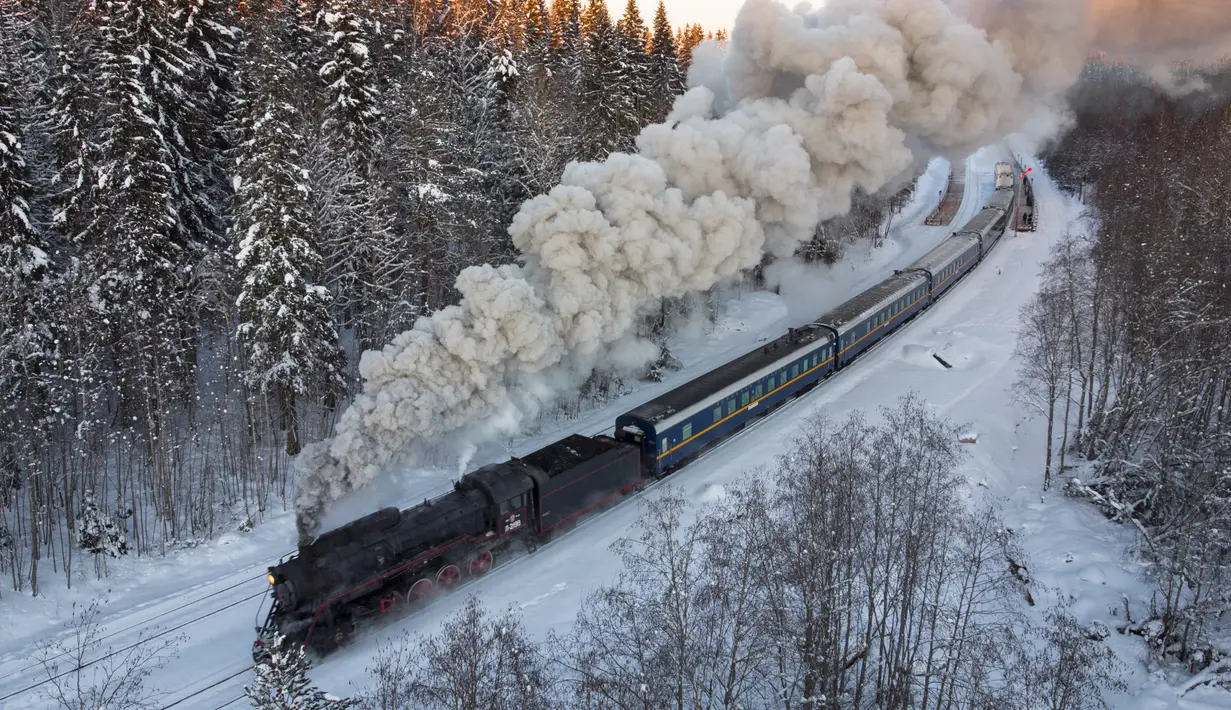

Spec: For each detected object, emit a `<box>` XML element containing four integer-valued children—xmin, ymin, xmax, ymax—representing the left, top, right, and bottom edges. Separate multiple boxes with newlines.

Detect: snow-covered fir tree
<box><xmin>523</xmin><ymin>0</ymin><xmax>552</xmax><ymax>57</ymax></box>
<box><xmin>551</xmin><ymin>0</ymin><xmax>582</xmax><ymax>79</ymax></box>
<box><xmin>90</xmin><ymin>0</ymin><xmax>196</xmax><ymax>413</ymax></box>
<box><xmin>180</xmin><ymin>0</ymin><xmax>242</xmax><ymax>249</ymax></box>
<box><xmin>674</xmin><ymin>22</ymin><xmax>705</xmax><ymax>68</ymax></box>
<box><xmin>245</xmin><ymin>634</ymin><xmax>356</xmax><ymax>709</ymax></box>
<box><xmin>316</xmin><ymin>0</ymin><xmax>400</xmax><ymax>351</ymax></box>
<box><xmin>0</xmin><ymin>5</ymin><xmax>56</xmax><ymax>473</ymax></box>
<box><xmin>319</xmin><ymin>1</ymin><xmax>382</xmax><ymax>164</ymax></box>
<box><xmin>76</xmin><ymin>491</ymin><xmax>130</xmax><ymax>576</ymax></box>
<box><xmin>577</xmin><ymin>0</ymin><xmax>627</xmax><ymax>159</ymax></box>
<box><xmin>616</xmin><ymin>0</ymin><xmax>652</xmax><ymax>133</ymax></box>
<box><xmin>0</xmin><ymin>11</ymin><xmax>48</xmax><ymax>308</ymax></box>
<box><xmin>46</xmin><ymin>44</ymin><xmax>101</xmax><ymax>246</ymax></box>
<box><xmin>648</xmin><ymin>0</ymin><xmax>683</xmax><ymax>121</ymax></box>
<box><xmin>231</xmin><ymin>7</ymin><xmax>344</xmax><ymax>456</ymax></box>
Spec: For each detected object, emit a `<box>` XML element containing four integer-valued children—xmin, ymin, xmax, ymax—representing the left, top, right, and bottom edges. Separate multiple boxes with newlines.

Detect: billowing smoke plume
<box><xmin>293</xmin><ymin>0</ymin><xmax>1228</xmax><ymax>542</ymax></box>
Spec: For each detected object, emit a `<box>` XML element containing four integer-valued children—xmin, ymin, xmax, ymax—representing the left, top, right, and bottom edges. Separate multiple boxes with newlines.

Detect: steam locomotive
<box><xmin>255</xmin><ymin>161</ymin><xmax>1027</xmax><ymax>657</ymax></box>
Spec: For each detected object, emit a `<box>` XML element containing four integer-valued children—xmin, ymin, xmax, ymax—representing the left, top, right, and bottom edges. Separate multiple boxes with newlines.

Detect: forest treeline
<box><xmin>0</xmin><ymin>0</ymin><xmax>727</xmax><ymax>594</ymax></box>
<box><xmin>1024</xmin><ymin>57</ymin><xmax>1231</xmax><ymax>676</ymax></box>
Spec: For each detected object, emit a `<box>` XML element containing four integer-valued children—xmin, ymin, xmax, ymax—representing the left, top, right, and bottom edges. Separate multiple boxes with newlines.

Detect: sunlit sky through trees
<box><xmin>649</xmin><ymin>0</ymin><xmax>740</xmax><ymax>31</ymax></box>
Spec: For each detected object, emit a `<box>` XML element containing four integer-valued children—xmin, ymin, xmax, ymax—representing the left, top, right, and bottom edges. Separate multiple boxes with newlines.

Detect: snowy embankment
<box><xmin>0</xmin><ymin>149</ymin><xmax>1019</xmax><ymax>709</ymax></box>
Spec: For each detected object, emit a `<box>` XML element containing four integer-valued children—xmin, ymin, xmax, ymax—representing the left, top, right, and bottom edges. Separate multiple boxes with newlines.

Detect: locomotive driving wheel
<box><xmin>407</xmin><ymin>577</ymin><xmax>434</xmax><ymax>603</ymax></box>
<box><xmin>436</xmin><ymin>564</ymin><xmax>462</xmax><ymax>589</ymax></box>
<box><xmin>468</xmin><ymin>550</ymin><xmax>494</xmax><ymax>577</ymax></box>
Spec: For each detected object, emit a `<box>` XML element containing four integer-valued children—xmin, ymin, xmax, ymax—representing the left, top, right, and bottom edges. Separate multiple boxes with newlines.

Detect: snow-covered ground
<box><xmin>10</xmin><ymin>146</ymin><xmax>1220</xmax><ymax>709</ymax></box>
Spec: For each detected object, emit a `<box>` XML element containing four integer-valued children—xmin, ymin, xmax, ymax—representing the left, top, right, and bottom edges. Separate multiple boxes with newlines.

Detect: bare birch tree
<box><xmin>1014</xmin><ymin>287</ymin><xmax>1073</xmax><ymax>490</ymax></box>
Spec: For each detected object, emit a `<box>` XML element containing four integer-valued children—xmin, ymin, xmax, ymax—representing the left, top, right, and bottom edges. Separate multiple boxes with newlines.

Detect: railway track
<box><xmin>0</xmin><ymin>585</ymin><xmax>268</xmax><ymax>706</ymax></box>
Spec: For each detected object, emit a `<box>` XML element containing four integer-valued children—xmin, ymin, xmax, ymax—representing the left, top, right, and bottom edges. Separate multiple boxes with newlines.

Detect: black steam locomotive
<box><xmin>255</xmin><ymin>160</ymin><xmax>1029</xmax><ymax>657</ymax></box>
<box><xmin>256</xmin><ymin>434</ymin><xmax>642</xmax><ymax>654</ymax></box>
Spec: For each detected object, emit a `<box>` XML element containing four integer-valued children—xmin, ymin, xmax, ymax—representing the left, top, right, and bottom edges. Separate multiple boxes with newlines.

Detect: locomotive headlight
<box><xmin>267</xmin><ymin>573</ymin><xmax>276</xmax><ymax>585</ymax></box>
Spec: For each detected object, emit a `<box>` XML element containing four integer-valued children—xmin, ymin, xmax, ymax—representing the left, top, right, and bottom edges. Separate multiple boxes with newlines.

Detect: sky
<box><xmin>643</xmin><ymin>0</ymin><xmax>743</xmax><ymax>31</ymax></box>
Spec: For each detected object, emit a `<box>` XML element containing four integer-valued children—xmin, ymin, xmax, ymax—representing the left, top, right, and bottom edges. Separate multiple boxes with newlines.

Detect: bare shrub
<box><xmin>360</xmin><ymin>596</ymin><xmax>556</xmax><ymax>710</ymax></box>
<box><xmin>34</xmin><ymin>597</ymin><xmax>183</xmax><ymax>710</ymax></box>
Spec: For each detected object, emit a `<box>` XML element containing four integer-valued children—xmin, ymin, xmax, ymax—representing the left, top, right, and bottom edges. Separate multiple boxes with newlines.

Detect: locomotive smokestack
<box><xmin>292</xmin><ymin>0</ymin><xmax>1231</xmax><ymax>539</ymax></box>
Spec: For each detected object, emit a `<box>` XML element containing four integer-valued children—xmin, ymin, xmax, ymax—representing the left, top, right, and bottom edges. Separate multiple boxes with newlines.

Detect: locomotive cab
<box><xmin>457</xmin><ymin>463</ymin><xmax>536</xmax><ymax>536</ymax></box>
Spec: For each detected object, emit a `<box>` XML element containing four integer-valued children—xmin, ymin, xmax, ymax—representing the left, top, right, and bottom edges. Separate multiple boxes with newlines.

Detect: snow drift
<box><xmin>293</xmin><ymin>0</ymin><xmax>1230</xmax><ymax>542</ymax></box>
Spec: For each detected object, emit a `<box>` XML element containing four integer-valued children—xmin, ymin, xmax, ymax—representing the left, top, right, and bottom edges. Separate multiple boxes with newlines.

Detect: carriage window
<box><xmin>727</xmin><ymin>398</ymin><xmax>736</xmax><ymax>415</ymax></box>
<box><xmin>713</xmin><ymin>406</ymin><xmax>723</xmax><ymax>423</ymax></box>
<box><xmin>768</xmin><ymin>374</ymin><xmax>775</xmax><ymax>389</ymax></box>
<box><xmin>683</xmin><ymin>423</ymin><xmax>692</xmax><ymax>439</ymax></box>
<box><xmin>741</xmin><ymin>392</ymin><xmax>750</xmax><ymax>407</ymax></box>
<box><xmin>660</xmin><ymin>438</ymin><xmax>666</xmax><ymax>454</ymax></box>
<box><xmin>791</xmin><ymin>364</ymin><xmax>798</xmax><ymax>378</ymax></box>
<box><xmin>755</xmin><ymin>384</ymin><xmax>762</xmax><ymax>398</ymax></box>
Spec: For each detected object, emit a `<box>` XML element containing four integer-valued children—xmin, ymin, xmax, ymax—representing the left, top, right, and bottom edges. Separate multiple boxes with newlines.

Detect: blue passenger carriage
<box><xmin>616</xmin><ymin>324</ymin><xmax>838</xmax><ymax>478</ymax></box>
<box><xmin>962</xmin><ymin>204</ymin><xmax>1012</xmax><ymax>256</ymax></box>
<box><xmin>815</xmin><ymin>270</ymin><xmax>931</xmax><ymax>366</ymax></box>
<box><xmin>906</xmin><ymin>232</ymin><xmax>983</xmax><ymax>302</ymax></box>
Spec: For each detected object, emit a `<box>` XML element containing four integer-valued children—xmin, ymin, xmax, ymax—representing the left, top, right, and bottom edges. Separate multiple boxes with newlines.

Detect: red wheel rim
<box><xmin>469</xmin><ymin>551</ymin><xmax>493</xmax><ymax>577</ymax></box>
<box><xmin>407</xmin><ymin>578</ymin><xmax>434</xmax><ymax>602</ymax></box>
<box><xmin>435</xmin><ymin>564</ymin><xmax>461</xmax><ymax>588</ymax></box>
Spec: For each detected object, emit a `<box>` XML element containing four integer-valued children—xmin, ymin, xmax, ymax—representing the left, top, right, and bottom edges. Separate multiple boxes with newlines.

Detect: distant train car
<box><xmin>962</xmin><ymin>205</ymin><xmax>1012</xmax><ymax>255</ymax></box>
<box><xmin>986</xmin><ymin>186</ymin><xmax>1014</xmax><ymax>212</ymax></box>
<box><xmin>995</xmin><ymin>161</ymin><xmax>1014</xmax><ymax>190</ymax></box>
